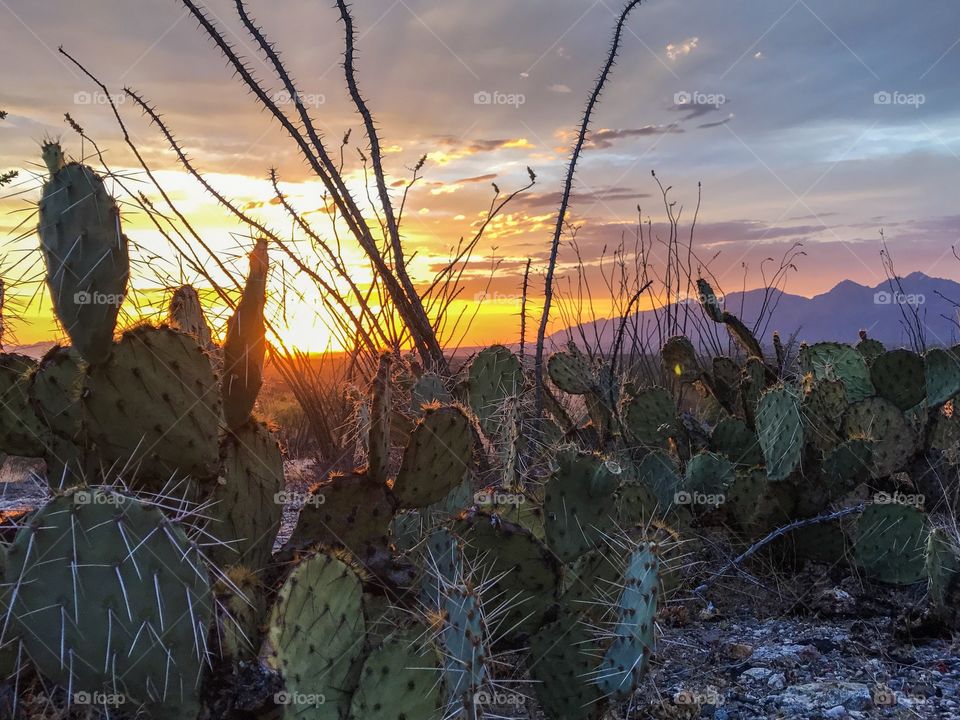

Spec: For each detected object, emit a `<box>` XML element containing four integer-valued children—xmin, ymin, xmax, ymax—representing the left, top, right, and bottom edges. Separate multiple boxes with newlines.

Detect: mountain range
<box><xmin>546</xmin><ymin>272</ymin><xmax>960</xmax><ymax>351</ymax></box>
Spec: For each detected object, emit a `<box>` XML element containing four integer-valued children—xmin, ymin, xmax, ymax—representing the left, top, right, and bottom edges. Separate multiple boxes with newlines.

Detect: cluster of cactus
<box><xmin>4</xmin><ymin>145</ymin><xmax>958</xmax><ymax>718</ymax></box>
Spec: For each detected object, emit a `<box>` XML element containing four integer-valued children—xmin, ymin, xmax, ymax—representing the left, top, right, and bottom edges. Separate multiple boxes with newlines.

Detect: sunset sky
<box><xmin>3</xmin><ymin>0</ymin><xmax>960</xmax><ymax>351</ymax></box>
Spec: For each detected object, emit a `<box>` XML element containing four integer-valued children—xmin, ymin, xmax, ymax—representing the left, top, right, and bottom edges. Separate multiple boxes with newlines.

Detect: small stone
<box><xmin>824</xmin><ymin>706</ymin><xmax>846</xmax><ymax>718</ymax></box>
<box><xmin>727</xmin><ymin>642</ymin><xmax>754</xmax><ymax>659</ymax></box>
<box><xmin>767</xmin><ymin>673</ymin><xmax>787</xmax><ymax>690</ymax></box>
<box><xmin>743</xmin><ymin>667</ymin><xmax>773</xmax><ymax>682</ymax></box>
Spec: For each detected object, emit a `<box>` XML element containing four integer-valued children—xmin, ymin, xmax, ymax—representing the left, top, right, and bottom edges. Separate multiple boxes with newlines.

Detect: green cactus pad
<box><xmin>710</xmin><ymin>416</ymin><xmax>764</xmax><ymax>467</ymax></box>
<box><xmin>0</xmin><ymin>353</ymin><xmax>49</xmax><ymax>458</ymax></box>
<box><xmin>926</xmin><ymin>528</ymin><xmax>960</xmax><ymax>613</ymax></box>
<box><xmin>800</xmin><ymin>342</ymin><xmax>874</xmax><ymax>402</ymax></box>
<box><xmin>594</xmin><ymin>543</ymin><xmax>658</xmax><ymax>699</ymax></box>
<box><xmin>842</xmin><ymin>397</ymin><xmax>916</xmax><ymax>478</ymax></box>
<box><xmin>477</xmin><ymin>487</ymin><xmax>546</xmax><ymax>540</ymax></box>
<box><xmin>727</xmin><ymin>467</ymin><xmax>797</xmax><ymax>537</ymax></box>
<box><xmin>740</xmin><ymin>356</ymin><xmax>769</xmax><ymax>425</ymax></box>
<box><xmin>756</xmin><ymin>385</ymin><xmax>805</xmax><ymax>481</ymax></box>
<box><xmin>410</xmin><ymin>372</ymin><xmax>452</xmax><ymax>413</ymax></box>
<box><xmin>216</xmin><ymin>565</ymin><xmax>266</xmax><ymax>660</ymax></box>
<box><xmin>711</xmin><ymin>356</ymin><xmax>742</xmax><ymax>408</ymax></box>
<box><xmin>822</xmin><ymin>439</ymin><xmax>873</xmax><ymax>486</ymax></box>
<box><xmin>467</xmin><ymin>345</ymin><xmax>524</xmax><ymax>433</ymax></box>
<box><xmin>854</xmin><ymin>503</ymin><xmax>929</xmax><ymax>584</ymax></box>
<box><xmin>393</xmin><ymin>405</ymin><xmax>474</xmax><ymax>508</ymax></box>
<box><xmin>547</xmin><ymin>346</ymin><xmax>594</xmax><ymax>395</ymax></box>
<box><xmin>168</xmin><ymin>284</ymin><xmax>213</xmax><ymax>348</ymax></box>
<box><xmin>635</xmin><ymin>450</ymin><xmax>683</xmax><ymax>511</ymax></box>
<box><xmin>37</xmin><ymin>149</ymin><xmax>129</xmax><ymax>364</ymax></box>
<box><xmin>348</xmin><ymin>629</ymin><xmax>442</xmax><ymax>720</ymax></box>
<box><xmin>662</xmin><ymin>336</ymin><xmax>701</xmax><ymax>382</ymax></box>
<box><xmin>682</xmin><ymin>451</ymin><xmax>734</xmax><ymax>505</ymax></box>
<box><xmin>368</xmin><ymin>353</ymin><xmax>393</xmax><ymax>486</ymax></box>
<box><xmin>925</xmin><ymin>347</ymin><xmax>960</xmax><ymax>407</ymax></box>
<box><xmin>221</xmin><ymin>238</ymin><xmax>268</xmax><ymax>430</ymax></box>
<box><xmin>5</xmin><ymin>488</ymin><xmax>212</xmax><ymax>710</ymax></box>
<box><xmin>292</xmin><ymin>471</ymin><xmax>396</xmax><ymax>559</ymax></box>
<box><xmin>264</xmin><ymin>552</ymin><xmax>366</xmax><ymax>719</ymax></box>
<box><xmin>623</xmin><ymin>387</ymin><xmax>675</xmax><ymax>449</ymax></box>
<box><xmin>529</xmin><ymin>611</ymin><xmax>604</xmax><ymax>720</ymax></box>
<box><xmin>28</xmin><ymin>345</ymin><xmax>84</xmax><ymax>441</ymax></box>
<box><xmin>801</xmin><ymin>379</ymin><xmax>847</xmax><ymax>453</ymax></box>
<box><xmin>453</xmin><ymin>511</ymin><xmax>560</xmax><ymax>638</ymax></box>
<box><xmin>928</xmin><ymin>404</ymin><xmax>960</xmax><ymax>461</ymax></box>
<box><xmin>870</xmin><ymin>349</ymin><xmax>925</xmax><ymax>411</ymax></box>
<box><xmin>208</xmin><ymin>421</ymin><xmax>284</xmax><ymax>571</ymax></box>
<box><xmin>617</xmin><ymin>474</ymin><xmax>661</xmax><ymax>527</ymax></box>
<box><xmin>856</xmin><ymin>336</ymin><xmax>885</xmax><ymax>364</ymax></box>
<box><xmin>544</xmin><ymin>449</ymin><xmax>620</xmax><ymax>562</ymax></box>
<box><xmin>438</xmin><ymin>581</ymin><xmax>490</xmax><ymax>717</ymax></box>
<box><xmin>84</xmin><ymin>326</ymin><xmax>221</xmax><ymax>482</ymax></box>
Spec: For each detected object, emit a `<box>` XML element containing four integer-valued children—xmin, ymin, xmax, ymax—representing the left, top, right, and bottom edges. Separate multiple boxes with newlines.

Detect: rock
<box><xmin>726</xmin><ymin>642</ymin><xmax>754</xmax><ymax>660</ymax></box>
<box><xmin>749</xmin><ymin>643</ymin><xmax>818</xmax><ymax>667</ymax></box>
<box><xmin>742</xmin><ymin>667</ymin><xmax>773</xmax><ymax>682</ymax></box>
<box><xmin>774</xmin><ymin>682</ymin><xmax>873</xmax><ymax>714</ymax></box>
<box><xmin>824</xmin><ymin>705</ymin><xmax>847</xmax><ymax>718</ymax></box>
<box><xmin>767</xmin><ymin>672</ymin><xmax>787</xmax><ymax>690</ymax></box>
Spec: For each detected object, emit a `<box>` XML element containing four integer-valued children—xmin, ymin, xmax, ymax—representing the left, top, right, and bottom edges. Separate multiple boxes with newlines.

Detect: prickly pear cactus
<box><xmin>169</xmin><ymin>284</ymin><xmax>213</xmax><ymax>349</ymax></box>
<box><xmin>755</xmin><ymin>385</ymin><xmax>804</xmax><ymax>481</ymax></box>
<box><xmin>216</xmin><ymin>565</ymin><xmax>266</xmax><ymax>660</ymax></box>
<box><xmin>529</xmin><ymin>611</ymin><xmax>604</xmax><ymax>720</ymax></box>
<box><xmin>800</xmin><ymin>342</ymin><xmax>874</xmax><ymax>402</ymax></box>
<box><xmin>368</xmin><ymin>352</ymin><xmax>393</xmax><ymax>486</ymax></box>
<box><xmin>84</xmin><ymin>325</ymin><xmax>221</xmax><ymax>482</ymax></box>
<box><xmin>348</xmin><ymin>629</ymin><xmax>442</xmax><ymax>720</ymax></box>
<box><xmin>856</xmin><ymin>331</ymin><xmax>885</xmax><ymax>364</ymax></box>
<box><xmin>264</xmin><ymin>552</ymin><xmax>366</xmax><ymax>719</ymax></box>
<box><xmin>453</xmin><ymin>511</ymin><xmax>560</xmax><ymax>638</ymax></box>
<box><xmin>740</xmin><ymin>355</ymin><xmax>769</xmax><ymax>425</ymax></box>
<box><xmin>410</xmin><ymin>372</ymin><xmax>452</xmax><ymax>413</ymax></box>
<box><xmin>392</xmin><ymin>404</ymin><xmax>474</xmax><ymax>508</ymax></box>
<box><xmin>683</xmin><ymin>451</ymin><xmax>734</xmax><ymax>501</ymax></box>
<box><xmin>547</xmin><ymin>344</ymin><xmax>594</xmax><ymax>394</ymax></box>
<box><xmin>925</xmin><ymin>347</ymin><xmax>960</xmax><ymax>407</ymax></box>
<box><xmin>291</xmin><ymin>471</ymin><xmax>396</xmax><ymax>558</ymax></box>
<box><xmin>841</xmin><ymin>397</ymin><xmax>915</xmax><ymax>478</ymax></box>
<box><xmin>0</xmin><ymin>353</ymin><xmax>49</xmax><ymax>457</ymax></box>
<box><xmin>438</xmin><ymin>580</ymin><xmax>491</xmax><ymax>719</ymax></box>
<box><xmin>37</xmin><ymin>143</ymin><xmax>129</xmax><ymax>364</ymax></box>
<box><xmin>710</xmin><ymin>416</ymin><xmax>764</xmax><ymax>467</ymax></box>
<box><xmin>662</xmin><ymin>335</ymin><xmax>701</xmax><ymax>382</ymax></box>
<box><xmin>594</xmin><ymin>542</ymin><xmax>658</xmax><ymax>699</ymax></box>
<box><xmin>854</xmin><ymin>503</ymin><xmax>929</xmax><ymax>585</ymax></box>
<box><xmin>635</xmin><ymin>450</ymin><xmax>683</xmax><ymax>511</ymax></box>
<box><xmin>870</xmin><ymin>349</ymin><xmax>925</xmax><ymax>411</ymax></box>
<box><xmin>727</xmin><ymin>467</ymin><xmax>797</xmax><ymax>538</ymax></box>
<box><xmin>4</xmin><ymin>488</ymin><xmax>212</xmax><ymax>711</ymax></box>
<box><xmin>208</xmin><ymin>420</ymin><xmax>284</xmax><ymax>571</ymax></box>
<box><xmin>926</xmin><ymin>527</ymin><xmax>960</xmax><ymax>614</ymax></box>
<box><xmin>544</xmin><ymin>449</ymin><xmax>620</xmax><ymax>562</ymax></box>
<box><xmin>467</xmin><ymin>344</ymin><xmax>524</xmax><ymax>434</ymax></box>
<box><xmin>623</xmin><ymin>387</ymin><xmax>675</xmax><ymax>449</ymax></box>
<box><xmin>221</xmin><ymin>238</ymin><xmax>268</xmax><ymax>430</ymax></box>
<box><xmin>822</xmin><ymin>439</ymin><xmax>872</xmax><ymax>486</ymax></box>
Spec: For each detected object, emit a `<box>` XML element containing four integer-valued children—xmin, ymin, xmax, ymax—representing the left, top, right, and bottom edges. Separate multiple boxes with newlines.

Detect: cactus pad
<box><xmin>208</xmin><ymin>421</ymin><xmax>284</xmax><ymax>571</ymax></box>
<box><xmin>438</xmin><ymin>580</ymin><xmax>490</xmax><ymax>717</ymax></box>
<box><xmin>264</xmin><ymin>552</ymin><xmax>365</xmax><ymax>719</ymax></box>
<box><xmin>856</xmin><ymin>336</ymin><xmax>885</xmax><ymax>364</ymax></box>
<box><xmin>727</xmin><ymin>467</ymin><xmax>797</xmax><ymax>537</ymax></box>
<box><xmin>662</xmin><ymin>336</ymin><xmax>701</xmax><ymax>382</ymax></box>
<box><xmin>842</xmin><ymin>397</ymin><xmax>915</xmax><ymax>478</ymax></box>
<box><xmin>410</xmin><ymin>372</ymin><xmax>452</xmax><ymax>413</ymax></box>
<box><xmin>925</xmin><ymin>347</ymin><xmax>960</xmax><ymax>407</ymax></box>
<box><xmin>393</xmin><ymin>405</ymin><xmax>474</xmax><ymax>508</ymax></box>
<box><xmin>870</xmin><ymin>349</ymin><xmax>925</xmax><ymax>411</ymax></box>
<box><xmin>368</xmin><ymin>352</ymin><xmax>393</xmax><ymax>485</ymax></box>
<box><xmin>635</xmin><ymin>450</ymin><xmax>683</xmax><ymax>511</ymax></box>
<box><xmin>800</xmin><ymin>342</ymin><xmax>874</xmax><ymax>402</ymax></box>
<box><xmin>37</xmin><ymin>148</ymin><xmax>129</xmax><ymax>364</ymax></box>
<box><xmin>547</xmin><ymin>345</ymin><xmax>594</xmax><ymax>394</ymax></box>
<box><xmin>467</xmin><ymin>345</ymin><xmax>524</xmax><ymax>433</ymax></box>
<box><xmin>529</xmin><ymin>611</ymin><xmax>604</xmax><ymax>720</ymax></box>
<box><xmin>854</xmin><ymin>503</ymin><xmax>929</xmax><ymax>585</ymax></box>
<box><xmin>710</xmin><ymin>416</ymin><xmax>763</xmax><ymax>467</ymax></box>
<box><xmin>5</xmin><ymin>488</ymin><xmax>212</xmax><ymax>710</ymax></box>
<box><xmin>0</xmin><ymin>353</ymin><xmax>49</xmax><ymax>458</ymax></box>
<box><xmin>84</xmin><ymin>326</ymin><xmax>221</xmax><ymax>482</ymax></box>
<box><xmin>623</xmin><ymin>387</ymin><xmax>675</xmax><ymax>449</ymax></box>
<box><xmin>683</xmin><ymin>451</ymin><xmax>734</xmax><ymax>502</ymax></box>
<box><xmin>755</xmin><ymin>385</ymin><xmax>804</xmax><ymax>481</ymax></box>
